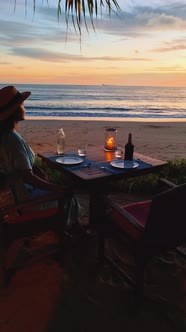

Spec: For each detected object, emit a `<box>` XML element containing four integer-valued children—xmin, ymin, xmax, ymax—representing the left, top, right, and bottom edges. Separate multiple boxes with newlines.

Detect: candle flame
<box><xmin>106</xmin><ymin>137</ymin><xmax>115</xmax><ymax>149</ymax></box>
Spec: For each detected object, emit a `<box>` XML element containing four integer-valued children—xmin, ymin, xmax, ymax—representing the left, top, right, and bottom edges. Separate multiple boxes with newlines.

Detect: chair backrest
<box><xmin>144</xmin><ymin>183</ymin><xmax>186</xmax><ymax>250</ymax></box>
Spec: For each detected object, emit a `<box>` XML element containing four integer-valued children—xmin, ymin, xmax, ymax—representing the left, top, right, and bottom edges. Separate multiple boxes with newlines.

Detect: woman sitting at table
<box><xmin>0</xmin><ymin>85</ymin><xmax>79</xmax><ymax>227</ymax></box>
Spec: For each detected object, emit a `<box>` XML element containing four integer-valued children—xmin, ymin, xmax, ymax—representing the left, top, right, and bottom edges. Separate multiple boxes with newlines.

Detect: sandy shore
<box><xmin>19</xmin><ymin>119</ymin><xmax>186</xmax><ymax>161</ymax></box>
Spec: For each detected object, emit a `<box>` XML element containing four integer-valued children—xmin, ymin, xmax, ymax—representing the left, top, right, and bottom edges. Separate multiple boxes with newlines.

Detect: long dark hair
<box><xmin>0</xmin><ymin>113</ymin><xmax>17</xmax><ymax>136</ymax></box>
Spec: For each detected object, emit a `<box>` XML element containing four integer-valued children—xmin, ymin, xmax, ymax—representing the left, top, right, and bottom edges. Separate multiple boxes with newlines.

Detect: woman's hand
<box><xmin>22</xmin><ymin>169</ymin><xmax>73</xmax><ymax>195</ymax></box>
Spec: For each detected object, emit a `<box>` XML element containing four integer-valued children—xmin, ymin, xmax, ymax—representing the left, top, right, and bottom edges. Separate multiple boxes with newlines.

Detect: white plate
<box><xmin>110</xmin><ymin>160</ymin><xmax>139</xmax><ymax>169</ymax></box>
<box><xmin>56</xmin><ymin>156</ymin><xmax>83</xmax><ymax>165</ymax></box>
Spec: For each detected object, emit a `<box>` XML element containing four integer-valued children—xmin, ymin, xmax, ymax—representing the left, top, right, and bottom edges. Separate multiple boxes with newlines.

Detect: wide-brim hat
<box><xmin>0</xmin><ymin>85</ymin><xmax>31</xmax><ymax>121</ymax></box>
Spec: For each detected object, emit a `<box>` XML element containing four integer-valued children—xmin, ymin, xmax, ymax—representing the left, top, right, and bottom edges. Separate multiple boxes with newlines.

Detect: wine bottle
<box><xmin>124</xmin><ymin>133</ymin><xmax>134</xmax><ymax>160</ymax></box>
<box><xmin>57</xmin><ymin>128</ymin><xmax>65</xmax><ymax>155</ymax></box>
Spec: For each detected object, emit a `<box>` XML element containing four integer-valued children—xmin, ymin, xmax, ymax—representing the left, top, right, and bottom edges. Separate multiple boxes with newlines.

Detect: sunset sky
<box><xmin>0</xmin><ymin>0</ymin><xmax>186</xmax><ymax>86</ymax></box>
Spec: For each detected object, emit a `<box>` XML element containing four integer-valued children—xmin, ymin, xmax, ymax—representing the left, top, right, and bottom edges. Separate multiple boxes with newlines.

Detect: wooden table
<box><xmin>38</xmin><ymin>146</ymin><xmax>167</xmax><ymax>226</ymax></box>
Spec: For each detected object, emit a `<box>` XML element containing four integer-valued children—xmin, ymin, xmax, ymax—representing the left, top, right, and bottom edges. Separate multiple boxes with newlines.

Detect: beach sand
<box><xmin>0</xmin><ymin>119</ymin><xmax>186</xmax><ymax>332</ymax></box>
<box><xmin>19</xmin><ymin>119</ymin><xmax>186</xmax><ymax>160</ymax></box>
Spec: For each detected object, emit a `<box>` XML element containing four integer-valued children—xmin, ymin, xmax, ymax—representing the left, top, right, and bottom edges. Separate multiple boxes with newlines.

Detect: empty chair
<box><xmin>97</xmin><ymin>181</ymin><xmax>186</xmax><ymax>300</ymax></box>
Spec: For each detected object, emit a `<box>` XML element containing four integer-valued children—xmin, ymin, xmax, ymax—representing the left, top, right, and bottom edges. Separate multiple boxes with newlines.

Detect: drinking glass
<box><xmin>115</xmin><ymin>145</ymin><xmax>124</xmax><ymax>159</ymax></box>
<box><xmin>78</xmin><ymin>143</ymin><xmax>87</xmax><ymax>157</ymax></box>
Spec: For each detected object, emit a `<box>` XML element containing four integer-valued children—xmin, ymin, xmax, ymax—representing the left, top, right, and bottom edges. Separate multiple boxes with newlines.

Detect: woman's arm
<box><xmin>22</xmin><ymin>169</ymin><xmax>71</xmax><ymax>193</ymax></box>
<box><xmin>8</xmin><ymin>133</ymin><xmax>72</xmax><ymax>194</ymax></box>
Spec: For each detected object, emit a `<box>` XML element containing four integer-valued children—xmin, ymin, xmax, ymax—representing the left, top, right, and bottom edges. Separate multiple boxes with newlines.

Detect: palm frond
<box><xmin>14</xmin><ymin>0</ymin><xmax>121</xmax><ymax>34</ymax></box>
<box><xmin>63</xmin><ymin>0</ymin><xmax>121</xmax><ymax>34</ymax></box>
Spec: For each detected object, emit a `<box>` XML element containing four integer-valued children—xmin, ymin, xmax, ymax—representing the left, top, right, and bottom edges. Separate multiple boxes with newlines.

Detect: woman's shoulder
<box><xmin>4</xmin><ymin>131</ymin><xmax>23</xmax><ymax>146</ymax></box>
<box><xmin>6</xmin><ymin>131</ymin><xmax>21</xmax><ymax>139</ymax></box>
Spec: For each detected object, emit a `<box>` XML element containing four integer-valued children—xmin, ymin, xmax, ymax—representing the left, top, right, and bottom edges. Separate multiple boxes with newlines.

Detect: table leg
<box><xmin>88</xmin><ymin>187</ymin><xmax>106</xmax><ymax>228</ymax></box>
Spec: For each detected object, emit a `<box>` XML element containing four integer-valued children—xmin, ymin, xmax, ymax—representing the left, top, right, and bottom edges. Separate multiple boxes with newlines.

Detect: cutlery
<box><xmin>99</xmin><ymin>166</ymin><xmax>115</xmax><ymax>173</ymax></box>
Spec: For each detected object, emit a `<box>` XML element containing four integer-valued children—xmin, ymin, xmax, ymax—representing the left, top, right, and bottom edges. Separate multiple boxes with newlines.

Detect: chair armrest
<box><xmin>159</xmin><ymin>178</ymin><xmax>177</xmax><ymax>189</ymax></box>
<box><xmin>4</xmin><ymin>191</ymin><xmax>68</xmax><ymax>218</ymax></box>
<box><xmin>16</xmin><ymin>192</ymin><xmax>63</xmax><ymax>209</ymax></box>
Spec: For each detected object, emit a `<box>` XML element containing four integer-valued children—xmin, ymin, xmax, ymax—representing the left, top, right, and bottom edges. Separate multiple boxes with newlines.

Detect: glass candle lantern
<box><xmin>104</xmin><ymin>128</ymin><xmax>117</xmax><ymax>151</ymax></box>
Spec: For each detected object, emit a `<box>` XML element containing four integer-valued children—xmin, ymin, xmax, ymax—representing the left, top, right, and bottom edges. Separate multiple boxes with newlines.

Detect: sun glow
<box><xmin>0</xmin><ymin>1</ymin><xmax>186</xmax><ymax>86</ymax></box>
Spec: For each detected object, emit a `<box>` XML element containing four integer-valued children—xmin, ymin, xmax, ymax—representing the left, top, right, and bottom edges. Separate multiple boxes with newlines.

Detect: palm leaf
<box><xmin>64</xmin><ymin>0</ymin><xmax>121</xmax><ymax>34</ymax></box>
<box><xmin>13</xmin><ymin>0</ymin><xmax>121</xmax><ymax>34</ymax></box>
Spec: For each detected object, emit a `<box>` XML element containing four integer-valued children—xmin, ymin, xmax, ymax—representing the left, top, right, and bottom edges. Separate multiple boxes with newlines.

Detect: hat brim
<box><xmin>0</xmin><ymin>91</ymin><xmax>31</xmax><ymax>121</ymax></box>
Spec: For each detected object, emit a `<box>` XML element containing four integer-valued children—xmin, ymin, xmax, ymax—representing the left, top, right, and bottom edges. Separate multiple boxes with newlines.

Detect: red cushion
<box><xmin>8</xmin><ymin>208</ymin><xmax>59</xmax><ymax>224</ymax></box>
<box><xmin>109</xmin><ymin>200</ymin><xmax>152</xmax><ymax>240</ymax></box>
<box><xmin>124</xmin><ymin>201</ymin><xmax>151</xmax><ymax>226</ymax></box>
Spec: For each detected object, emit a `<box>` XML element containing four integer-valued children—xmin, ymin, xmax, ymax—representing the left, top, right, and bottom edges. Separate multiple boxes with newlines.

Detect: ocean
<box><xmin>1</xmin><ymin>84</ymin><xmax>186</xmax><ymax>120</ymax></box>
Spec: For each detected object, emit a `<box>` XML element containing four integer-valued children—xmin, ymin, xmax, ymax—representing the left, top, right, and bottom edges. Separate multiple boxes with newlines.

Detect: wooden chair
<box><xmin>0</xmin><ymin>186</ymin><xmax>72</xmax><ymax>287</ymax></box>
<box><xmin>97</xmin><ymin>180</ymin><xmax>186</xmax><ymax>301</ymax></box>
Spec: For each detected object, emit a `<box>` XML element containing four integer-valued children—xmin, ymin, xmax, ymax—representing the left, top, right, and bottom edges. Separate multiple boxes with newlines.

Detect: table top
<box><xmin>38</xmin><ymin>146</ymin><xmax>167</xmax><ymax>185</ymax></box>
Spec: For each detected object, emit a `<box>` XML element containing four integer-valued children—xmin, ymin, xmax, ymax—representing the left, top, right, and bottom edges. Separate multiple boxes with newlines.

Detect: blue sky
<box><xmin>0</xmin><ymin>0</ymin><xmax>186</xmax><ymax>86</ymax></box>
